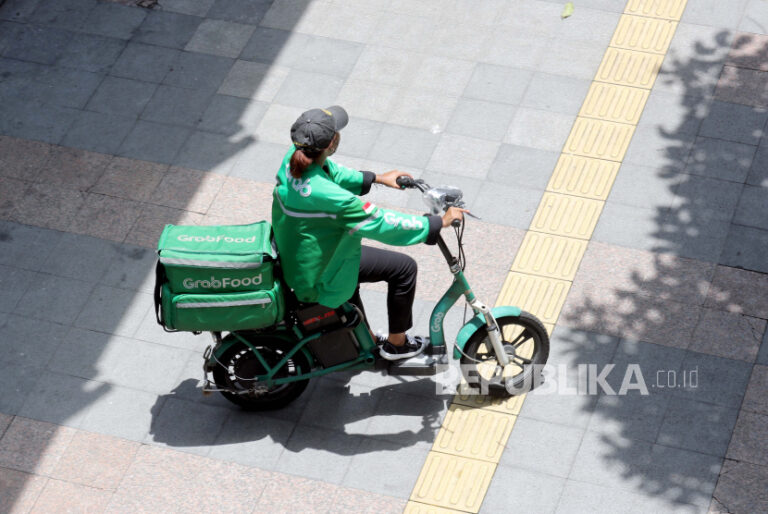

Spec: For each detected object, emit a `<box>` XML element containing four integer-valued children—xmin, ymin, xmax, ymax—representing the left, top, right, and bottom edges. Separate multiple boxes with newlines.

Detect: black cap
<box><xmin>290</xmin><ymin>106</ymin><xmax>349</xmax><ymax>153</ymax></box>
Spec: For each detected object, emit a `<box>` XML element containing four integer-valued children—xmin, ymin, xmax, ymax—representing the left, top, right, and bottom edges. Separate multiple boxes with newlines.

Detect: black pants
<box><xmin>349</xmin><ymin>245</ymin><xmax>417</xmax><ymax>334</ymax></box>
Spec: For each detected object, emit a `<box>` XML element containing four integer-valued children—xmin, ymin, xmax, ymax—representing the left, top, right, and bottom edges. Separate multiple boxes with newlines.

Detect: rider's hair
<box><xmin>289</xmin><ymin>147</ymin><xmax>319</xmax><ymax>178</ymax></box>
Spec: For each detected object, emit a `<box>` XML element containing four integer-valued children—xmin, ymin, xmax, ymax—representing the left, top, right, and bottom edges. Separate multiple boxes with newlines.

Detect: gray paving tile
<box><xmin>229</xmin><ymin>139</ymin><xmax>289</xmax><ymax>181</ymax></box>
<box><xmin>636</xmin><ymin>90</ymin><xmax>705</xmax><ymax>136</ymax></box>
<box><xmin>298</xmin><ymin>378</ymin><xmax>382</xmax><ymax>434</ymax></box>
<box><xmin>185</xmin><ymin>18</ymin><xmax>254</xmax><ymax>58</ymax></box>
<box><xmin>333</xmin><ymin>117</ymin><xmax>382</xmax><ymax>160</ymax></box>
<box><xmin>79</xmin><ymin>385</ymin><xmax>159</xmax><ymax>442</ymax></box>
<box><xmin>25</xmin><ymin>67</ymin><xmax>103</xmax><ymax>109</ymax></box>
<box><xmin>0</xmin><ymin>359</ymin><xmax>42</xmax><ymax>415</ymax></box>
<box><xmin>759</xmin><ymin>328</ymin><xmax>768</xmax><ymax>366</ymax></box>
<box><xmin>291</xmin><ymin>35</ymin><xmax>364</xmax><ymax>78</ymax></box>
<box><xmin>158</xmin><ymin>0</ymin><xmax>214</xmax><ymax>17</ymax></box>
<box><xmin>684</xmin><ymin>136</ymin><xmax>757</xmax><ymax>182</ymax></box>
<box><xmin>734</xmin><ymin>184</ymin><xmax>768</xmax><ymax>230</ymax></box>
<box><xmin>110</xmin><ymin>42</ymin><xmax>180</xmax><ymax>83</ymax></box>
<box><xmin>82</xmin><ymin>2</ymin><xmax>147</xmax><ymax>40</ymax></box>
<box><xmin>86</xmin><ymin>76</ymin><xmax>157</xmax><ymax>118</ymax></box>
<box><xmin>719</xmin><ymin>224</ymin><xmax>768</xmax><ymax>273</ymax></box>
<box><xmin>118</xmin><ymin>120</ymin><xmax>191</xmax><ymax>164</ymax></box>
<box><xmin>218</xmin><ymin>59</ymin><xmax>288</xmax><ymax>101</ymax></box>
<box><xmin>487</xmin><ymin>144</ymin><xmax>559</xmax><ymax>190</ymax></box>
<box><xmin>593</xmin><ymin>202</ymin><xmax>665</xmax><ymax>252</ymax></box>
<box><xmin>42</xmin><ymin>233</ymin><xmax>119</xmax><ymax>282</ymax></box>
<box><xmin>134</xmin><ymin>10</ymin><xmax>201</xmax><ymax>49</ymax></box>
<box><xmin>276</xmin><ymin>424</ymin><xmax>363</xmax><ymax>483</ymax></box>
<box><xmin>2</xmin><ymin>24</ymin><xmax>72</xmax><ymax>65</ymax></box>
<box><xmin>484</xmin><ymin>466</ymin><xmax>565</xmax><ymax>514</ymax></box>
<box><xmin>13</xmin><ymin>273</ymin><xmax>93</xmax><ymax>325</ymax></box>
<box><xmin>60</xmin><ymin>110</ymin><xmax>135</xmax><ymax>155</ymax></box>
<box><xmin>539</xmin><ymin>39</ymin><xmax>607</xmax><ymax>80</ymax></box>
<box><xmin>504</xmin><ymin>108</ymin><xmax>575</xmax><ymax>152</ymax></box>
<box><xmin>273</xmin><ymin>69</ymin><xmax>345</xmax><ymax>109</ymax></box>
<box><xmin>163</xmin><ymin>51</ymin><xmax>234</xmax><ymax>91</ymax></box>
<box><xmin>174</xmin><ymin>130</ymin><xmax>244</xmax><ymax>174</ymax></box>
<box><xmin>427</xmin><ymin>134</ymin><xmax>499</xmax><ymax>179</ymax></box>
<box><xmin>207</xmin><ymin>0</ymin><xmax>271</xmax><ymax>25</ymax></box>
<box><xmin>29</xmin><ymin>0</ymin><xmax>94</xmax><ymax>32</ymax></box>
<box><xmin>209</xmin><ymin>411</ymin><xmax>294</xmax><ymax>470</ymax></box>
<box><xmin>367</xmin><ymin>124</ymin><xmax>440</xmax><ymax>169</ymax></box>
<box><xmin>0</xmin><ymin>314</ymin><xmax>62</xmax><ymax>368</ymax></box>
<box><xmin>0</xmin><ymin>266</ymin><xmax>36</xmax><ymax>313</ymax></box>
<box><xmin>462</xmin><ymin>64</ymin><xmax>532</xmax><ymax>105</ymax></box>
<box><xmin>74</xmin><ymin>286</ymin><xmax>153</xmax><ymax>337</ymax></box>
<box><xmin>473</xmin><ymin>181</ymin><xmax>542</xmax><ymax>228</ymax></box>
<box><xmin>671</xmin><ymin>175</ymin><xmax>744</xmax><ymax>221</ymax></box>
<box><xmin>747</xmin><ymin>143</ymin><xmax>768</xmax><ymax>187</ymax></box>
<box><xmin>656</xmin><ymin>397</ymin><xmax>739</xmax><ymax>456</ymax></box>
<box><xmin>145</xmin><ymin>395</ymin><xmax>229</xmax><ymax>455</ymax></box>
<box><xmin>0</xmin><ymin>57</ymin><xmax>43</xmax><ymax>83</ymax></box>
<box><xmin>500</xmin><ymin>417</ymin><xmax>584</xmax><ymax>478</ymax></box>
<box><xmin>741</xmin><ymin>0</ymin><xmax>768</xmax><ymax>34</ymax></box>
<box><xmin>100</xmin><ymin>243</ymin><xmax>156</xmax><ymax>293</ymax></box>
<box><xmin>18</xmin><ymin>370</ymin><xmax>108</xmax><ymax>428</ymax></box>
<box><xmin>699</xmin><ymin>101</ymin><xmax>767</xmax><ymax>145</ymax></box>
<box><xmin>239</xmin><ymin>26</ymin><xmax>308</xmax><ymax>66</ymax></box>
<box><xmin>58</xmin><ymin>33</ymin><xmax>126</xmax><ymax>74</ymax></box>
<box><xmin>660</xmin><ymin>208</ymin><xmax>732</xmax><ymax>262</ymax></box>
<box><xmin>141</xmin><ymin>85</ymin><xmax>212</xmax><ymax>127</ymax></box>
<box><xmin>363</xmin><ymin>389</ymin><xmax>447</xmax><ymax>448</ymax></box>
<box><xmin>555</xmin><ymin>480</ymin><xmax>702</xmax><ymax>514</ymax></box>
<box><xmin>2</xmin><ymin>100</ymin><xmax>79</xmax><ymax>144</ymax></box>
<box><xmin>0</xmin><ymin>0</ymin><xmax>43</xmax><ymax>22</ymax></box>
<box><xmin>445</xmin><ymin>99</ymin><xmax>516</xmax><ymax>142</ymax></box>
<box><xmin>570</xmin><ymin>431</ymin><xmax>721</xmax><ymax>508</ymax></box>
<box><xmin>623</xmin><ymin>126</ymin><xmax>696</xmax><ymax>172</ymax></box>
<box><xmin>682</xmin><ymin>0</ymin><xmax>749</xmax><ymax>29</ymax></box>
<box><xmin>657</xmin><ymin>24</ymin><xmax>732</xmax><ymax>98</ymax></box>
<box><xmin>0</xmin><ymin>221</ymin><xmax>63</xmax><ymax>271</ymax></box>
<box><xmin>342</xmin><ymin>438</ymin><xmax>429</xmax><ymax>499</ymax></box>
<box><xmin>675</xmin><ymin>350</ymin><xmax>751</xmax><ymax>407</ymax></box>
<box><xmin>588</xmin><ymin>392</ymin><xmax>672</xmax><ymax>445</ymax></box>
<box><xmin>481</xmin><ymin>30</ymin><xmax>548</xmax><ymax>70</ymax></box>
<box><xmin>610</xmin><ymin>164</ymin><xmax>681</xmax><ymax>213</ymax></box>
<box><xmin>132</xmin><ymin>306</ymin><xmax>209</xmax><ymax>351</ymax></box>
<box><xmin>521</xmin><ymin>72</ymin><xmax>592</xmax><ymax>115</ymax></box>
<box><xmin>198</xmin><ymin>95</ymin><xmax>267</xmax><ymax>136</ymax></box>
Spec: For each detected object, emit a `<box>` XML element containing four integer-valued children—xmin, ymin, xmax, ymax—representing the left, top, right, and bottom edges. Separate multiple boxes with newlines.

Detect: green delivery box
<box><xmin>154</xmin><ymin>222</ymin><xmax>285</xmax><ymax>332</ymax></box>
<box><xmin>157</xmin><ymin>222</ymin><xmax>277</xmax><ymax>294</ymax></box>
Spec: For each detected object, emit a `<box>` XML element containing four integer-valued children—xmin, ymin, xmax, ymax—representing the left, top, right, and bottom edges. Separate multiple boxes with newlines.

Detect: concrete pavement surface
<box><xmin>0</xmin><ymin>0</ymin><xmax>767</xmax><ymax>512</ymax></box>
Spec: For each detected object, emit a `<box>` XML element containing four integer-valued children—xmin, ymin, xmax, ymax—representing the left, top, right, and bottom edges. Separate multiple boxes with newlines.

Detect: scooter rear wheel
<box><xmin>212</xmin><ymin>335</ymin><xmax>311</xmax><ymax>411</ymax></box>
<box><xmin>460</xmin><ymin>312</ymin><xmax>549</xmax><ymax>396</ymax></box>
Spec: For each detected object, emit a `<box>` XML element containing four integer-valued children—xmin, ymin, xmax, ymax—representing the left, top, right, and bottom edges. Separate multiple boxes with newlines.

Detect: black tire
<box><xmin>460</xmin><ymin>312</ymin><xmax>549</xmax><ymax>396</ymax></box>
<box><xmin>212</xmin><ymin>334</ymin><xmax>311</xmax><ymax>411</ymax></box>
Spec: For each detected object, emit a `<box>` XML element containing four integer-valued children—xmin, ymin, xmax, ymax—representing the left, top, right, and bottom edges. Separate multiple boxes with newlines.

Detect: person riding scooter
<box><xmin>271</xmin><ymin>105</ymin><xmax>465</xmax><ymax>360</ymax></box>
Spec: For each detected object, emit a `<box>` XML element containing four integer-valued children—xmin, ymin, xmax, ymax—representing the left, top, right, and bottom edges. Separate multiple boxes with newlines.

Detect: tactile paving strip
<box><xmin>624</xmin><ymin>0</ymin><xmax>688</xmax><ymax>20</ymax></box>
<box><xmin>579</xmin><ymin>82</ymin><xmax>650</xmax><ymax>125</ymax></box>
<box><xmin>496</xmin><ymin>272</ymin><xmax>571</xmax><ymax>325</ymax></box>
<box><xmin>530</xmin><ymin>192</ymin><xmax>604</xmax><ymax>240</ymax></box>
<box><xmin>404</xmin><ymin>502</ymin><xmax>466</xmax><ymax>514</ymax></box>
<box><xmin>410</xmin><ymin>453</ymin><xmax>496</xmax><ymax>513</ymax></box>
<box><xmin>563</xmin><ymin>117</ymin><xmax>635</xmax><ymax>161</ymax></box>
<box><xmin>595</xmin><ymin>47</ymin><xmax>665</xmax><ymax>89</ymax></box>
<box><xmin>547</xmin><ymin>154</ymin><xmax>621</xmax><ymax>200</ymax></box>
<box><xmin>511</xmin><ymin>231</ymin><xmax>588</xmax><ymax>281</ymax></box>
<box><xmin>611</xmin><ymin>15</ymin><xmax>677</xmax><ymax>54</ymax></box>
<box><xmin>433</xmin><ymin>404</ymin><xmax>516</xmax><ymax>462</ymax></box>
<box><xmin>452</xmin><ymin>387</ymin><xmax>526</xmax><ymax>415</ymax></box>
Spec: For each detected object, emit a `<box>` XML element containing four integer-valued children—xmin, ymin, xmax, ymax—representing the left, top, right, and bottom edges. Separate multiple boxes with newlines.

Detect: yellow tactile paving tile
<box><xmin>410</xmin><ymin>452</ymin><xmax>496</xmax><ymax>513</ymax></box>
<box><xmin>496</xmin><ymin>272</ymin><xmax>571</xmax><ymax>325</ymax></box>
<box><xmin>404</xmin><ymin>502</ymin><xmax>466</xmax><ymax>514</ymax></box>
<box><xmin>510</xmin><ymin>231</ymin><xmax>587</xmax><ymax>281</ymax></box>
<box><xmin>595</xmin><ymin>47</ymin><xmax>664</xmax><ymax>89</ymax></box>
<box><xmin>578</xmin><ymin>82</ymin><xmax>649</xmax><ymax>125</ymax></box>
<box><xmin>432</xmin><ymin>404</ymin><xmax>516</xmax><ymax>463</ymax></box>
<box><xmin>624</xmin><ymin>0</ymin><xmax>688</xmax><ymax>20</ymax></box>
<box><xmin>543</xmin><ymin>323</ymin><xmax>555</xmax><ymax>335</ymax></box>
<box><xmin>453</xmin><ymin>387</ymin><xmax>526</xmax><ymax>415</ymax></box>
<box><xmin>529</xmin><ymin>192</ymin><xmax>604</xmax><ymax>240</ymax></box>
<box><xmin>547</xmin><ymin>154</ymin><xmax>621</xmax><ymax>200</ymax></box>
<box><xmin>611</xmin><ymin>15</ymin><xmax>677</xmax><ymax>54</ymax></box>
<box><xmin>563</xmin><ymin>117</ymin><xmax>635</xmax><ymax>162</ymax></box>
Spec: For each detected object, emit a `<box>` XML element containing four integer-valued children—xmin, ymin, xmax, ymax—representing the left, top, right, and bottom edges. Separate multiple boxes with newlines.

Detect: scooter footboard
<box><xmin>453</xmin><ymin>305</ymin><xmax>522</xmax><ymax>359</ymax></box>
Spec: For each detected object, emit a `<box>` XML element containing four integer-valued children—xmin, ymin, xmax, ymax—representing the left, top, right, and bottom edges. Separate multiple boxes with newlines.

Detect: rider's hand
<box><xmin>442</xmin><ymin>207</ymin><xmax>468</xmax><ymax>228</ymax></box>
<box><xmin>376</xmin><ymin>170</ymin><xmax>412</xmax><ymax>189</ymax></box>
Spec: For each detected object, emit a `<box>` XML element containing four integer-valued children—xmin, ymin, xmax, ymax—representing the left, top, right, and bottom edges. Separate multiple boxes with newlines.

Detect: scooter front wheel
<box><xmin>460</xmin><ymin>312</ymin><xmax>549</xmax><ymax>396</ymax></box>
<box><xmin>212</xmin><ymin>335</ymin><xmax>311</xmax><ymax>411</ymax></box>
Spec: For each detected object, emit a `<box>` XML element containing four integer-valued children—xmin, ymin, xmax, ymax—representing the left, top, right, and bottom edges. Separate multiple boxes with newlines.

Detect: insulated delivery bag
<box><xmin>154</xmin><ymin>222</ymin><xmax>284</xmax><ymax>332</ymax></box>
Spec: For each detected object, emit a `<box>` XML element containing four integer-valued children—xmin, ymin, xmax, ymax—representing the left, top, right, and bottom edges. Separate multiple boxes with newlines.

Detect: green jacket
<box><xmin>271</xmin><ymin>147</ymin><xmax>441</xmax><ymax>308</ymax></box>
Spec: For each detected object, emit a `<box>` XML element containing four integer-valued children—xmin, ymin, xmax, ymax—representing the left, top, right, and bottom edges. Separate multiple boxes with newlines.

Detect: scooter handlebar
<box><xmin>396</xmin><ymin>175</ymin><xmax>416</xmax><ymax>189</ymax></box>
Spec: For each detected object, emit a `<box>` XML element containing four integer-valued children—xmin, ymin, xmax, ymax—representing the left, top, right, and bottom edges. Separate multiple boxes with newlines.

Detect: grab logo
<box><xmin>177</xmin><ymin>235</ymin><xmax>257</xmax><ymax>243</ymax></box>
<box><xmin>290</xmin><ymin>177</ymin><xmax>311</xmax><ymax>197</ymax></box>
<box><xmin>182</xmin><ymin>275</ymin><xmax>263</xmax><ymax>289</ymax></box>
<box><xmin>383</xmin><ymin>212</ymin><xmax>423</xmax><ymax>230</ymax></box>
